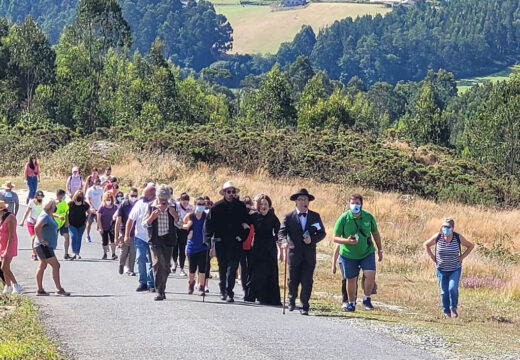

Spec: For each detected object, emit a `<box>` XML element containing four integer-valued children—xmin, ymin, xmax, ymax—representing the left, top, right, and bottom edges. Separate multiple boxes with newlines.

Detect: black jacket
<box><xmin>203</xmin><ymin>198</ymin><xmax>250</xmax><ymax>245</ymax></box>
<box><xmin>147</xmin><ymin>205</ymin><xmax>177</xmax><ymax>247</ymax></box>
<box><xmin>278</xmin><ymin>209</ymin><xmax>326</xmax><ymax>260</ymax></box>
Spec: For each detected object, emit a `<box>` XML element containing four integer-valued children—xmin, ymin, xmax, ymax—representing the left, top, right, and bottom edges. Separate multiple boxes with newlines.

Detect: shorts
<box><xmin>27</xmin><ymin>221</ymin><xmax>36</xmax><ymax>236</ymax></box>
<box><xmin>188</xmin><ymin>251</ymin><xmax>207</xmax><ymax>274</ymax></box>
<box><xmin>35</xmin><ymin>245</ymin><xmax>56</xmax><ymax>260</ymax></box>
<box><xmin>339</xmin><ymin>252</ymin><xmax>376</xmax><ymax>279</ymax></box>
<box><xmin>59</xmin><ymin>226</ymin><xmax>69</xmax><ymax>236</ymax></box>
<box><xmin>87</xmin><ymin>213</ymin><xmax>97</xmax><ymax>224</ymax></box>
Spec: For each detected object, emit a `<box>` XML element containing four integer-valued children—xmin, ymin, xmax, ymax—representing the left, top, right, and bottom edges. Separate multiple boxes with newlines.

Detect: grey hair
<box><xmin>43</xmin><ymin>198</ymin><xmax>57</xmax><ymax>212</ymax></box>
<box><xmin>157</xmin><ymin>184</ymin><xmax>172</xmax><ymax>200</ymax></box>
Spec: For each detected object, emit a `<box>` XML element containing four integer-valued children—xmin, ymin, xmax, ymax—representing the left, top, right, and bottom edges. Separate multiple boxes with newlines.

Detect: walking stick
<box><xmin>202</xmin><ymin>248</ymin><xmax>211</xmax><ymax>303</ymax></box>
<box><xmin>282</xmin><ymin>246</ymin><xmax>288</xmax><ymax>315</ymax></box>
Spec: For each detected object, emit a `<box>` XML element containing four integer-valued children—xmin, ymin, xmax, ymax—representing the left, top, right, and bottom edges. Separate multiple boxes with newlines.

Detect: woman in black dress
<box><xmin>245</xmin><ymin>195</ymin><xmax>282</xmax><ymax>306</ymax></box>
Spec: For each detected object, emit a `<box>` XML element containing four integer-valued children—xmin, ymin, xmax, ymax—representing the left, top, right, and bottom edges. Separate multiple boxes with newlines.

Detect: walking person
<box><xmin>55</xmin><ymin>190</ymin><xmax>71</xmax><ymax>260</ymax></box>
<box><xmin>184</xmin><ymin>197</ymin><xmax>210</xmax><ymax>295</ymax></box>
<box><xmin>115</xmin><ymin>188</ymin><xmax>139</xmax><ymax>275</ymax></box>
<box><xmin>19</xmin><ymin>190</ymin><xmax>45</xmax><ymax>261</ymax></box>
<box><xmin>333</xmin><ymin>193</ymin><xmax>383</xmax><ymax>312</ymax></box>
<box><xmin>126</xmin><ymin>184</ymin><xmax>157</xmax><ymax>292</ymax></box>
<box><xmin>0</xmin><ymin>200</ymin><xmax>22</xmax><ymax>294</ymax></box>
<box><xmin>97</xmin><ymin>192</ymin><xmax>118</xmax><ymax>260</ymax></box>
<box><xmin>204</xmin><ymin>181</ymin><xmax>251</xmax><ymax>303</ymax></box>
<box><xmin>143</xmin><ymin>185</ymin><xmax>178</xmax><ymax>301</ymax></box>
<box><xmin>244</xmin><ymin>195</ymin><xmax>282</xmax><ymax>306</ymax></box>
<box><xmin>279</xmin><ymin>188</ymin><xmax>326</xmax><ymax>315</ymax></box>
<box><xmin>67</xmin><ymin>191</ymin><xmax>91</xmax><ymax>260</ymax></box>
<box><xmin>100</xmin><ymin>166</ymin><xmax>113</xmax><ymax>187</ymax></box>
<box><xmin>0</xmin><ymin>181</ymin><xmax>19</xmax><ymax>216</ymax></box>
<box><xmin>331</xmin><ymin>244</ymin><xmax>348</xmax><ymax>310</ymax></box>
<box><xmin>24</xmin><ymin>155</ymin><xmax>40</xmax><ymax>204</ymax></box>
<box><xmin>173</xmin><ymin>193</ymin><xmax>192</xmax><ymax>276</ymax></box>
<box><xmin>84</xmin><ymin>168</ymin><xmax>99</xmax><ymax>193</ymax></box>
<box><xmin>85</xmin><ymin>177</ymin><xmax>103</xmax><ymax>242</ymax></box>
<box><xmin>33</xmin><ymin>199</ymin><xmax>70</xmax><ymax>296</ymax></box>
<box><xmin>424</xmin><ymin>218</ymin><xmax>474</xmax><ymax>318</ymax></box>
<box><xmin>66</xmin><ymin>166</ymin><xmax>84</xmax><ymax>199</ymax></box>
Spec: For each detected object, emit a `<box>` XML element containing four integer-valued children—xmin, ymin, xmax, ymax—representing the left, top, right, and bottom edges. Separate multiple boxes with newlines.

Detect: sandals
<box><xmin>36</xmin><ymin>289</ymin><xmax>49</xmax><ymax>296</ymax></box>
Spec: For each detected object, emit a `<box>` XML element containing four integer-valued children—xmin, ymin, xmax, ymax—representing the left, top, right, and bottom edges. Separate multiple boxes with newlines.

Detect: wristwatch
<box><xmin>378</xmin><ymin>249</ymin><xmax>383</xmax><ymax>253</ymax></box>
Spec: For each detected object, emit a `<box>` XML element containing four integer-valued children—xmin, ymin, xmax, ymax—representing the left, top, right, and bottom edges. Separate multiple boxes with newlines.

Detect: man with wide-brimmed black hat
<box><xmin>279</xmin><ymin>188</ymin><xmax>326</xmax><ymax>315</ymax></box>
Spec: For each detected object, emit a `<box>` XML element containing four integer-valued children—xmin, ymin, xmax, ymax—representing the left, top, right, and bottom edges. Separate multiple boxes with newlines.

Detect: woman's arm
<box><xmin>24</xmin><ymin>163</ymin><xmax>29</xmax><ymax>181</ymax></box>
<box><xmin>96</xmin><ymin>209</ymin><xmax>102</xmax><ymax>232</ymax></box>
<box><xmin>36</xmin><ymin>163</ymin><xmax>41</xmax><ymax>182</ymax></box>
<box><xmin>34</xmin><ymin>218</ymin><xmax>48</xmax><ymax>246</ymax></box>
<box><xmin>458</xmin><ymin>234</ymin><xmax>475</xmax><ymax>262</ymax></box>
<box><xmin>18</xmin><ymin>206</ymin><xmax>31</xmax><ymax>226</ymax></box>
<box><xmin>3</xmin><ymin>215</ymin><xmax>16</xmax><ymax>256</ymax></box>
<box><xmin>182</xmin><ymin>213</ymin><xmax>193</xmax><ymax>230</ymax></box>
<box><xmin>423</xmin><ymin>233</ymin><xmax>439</xmax><ymax>262</ymax></box>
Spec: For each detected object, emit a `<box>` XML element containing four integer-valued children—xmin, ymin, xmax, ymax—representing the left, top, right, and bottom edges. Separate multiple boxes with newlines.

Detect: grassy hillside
<box><xmin>457</xmin><ymin>65</ymin><xmax>520</xmax><ymax>94</ymax></box>
<box><xmin>211</xmin><ymin>2</ymin><xmax>389</xmax><ymax>54</ymax></box>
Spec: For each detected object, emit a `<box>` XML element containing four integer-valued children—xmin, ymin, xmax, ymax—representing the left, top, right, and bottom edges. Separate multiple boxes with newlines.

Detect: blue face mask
<box><xmin>117</xmin><ymin>197</ymin><xmax>123</xmax><ymax>203</ymax></box>
<box><xmin>4</xmin><ymin>191</ymin><xmax>12</xmax><ymax>198</ymax></box>
<box><xmin>196</xmin><ymin>205</ymin><xmax>205</xmax><ymax>213</ymax></box>
<box><xmin>442</xmin><ymin>227</ymin><xmax>452</xmax><ymax>236</ymax></box>
<box><xmin>350</xmin><ymin>204</ymin><xmax>361</xmax><ymax>214</ymax></box>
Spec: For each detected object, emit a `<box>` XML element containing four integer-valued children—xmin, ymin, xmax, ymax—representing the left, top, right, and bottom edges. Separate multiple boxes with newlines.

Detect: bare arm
<box><xmin>19</xmin><ymin>206</ymin><xmax>31</xmax><ymax>226</ymax></box>
<box><xmin>34</xmin><ymin>219</ymin><xmax>48</xmax><ymax>246</ymax></box>
<box><xmin>333</xmin><ymin>234</ymin><xmax>358</xmax><ymax>245</ymax></box>
<box><xmin>125</xmin><ymin>219</ymin><xmax>135</xmax><ymax>242</ymax></box>
<box><xmin>332</xmin><ymin>244</ymin><xmax>340</xmax><ymax>274</ymax></box>
<box><xmin>424</xmin><ymin>233</ymin><xmax>439</xmax><ymax>262</ymax></box>
<box><xmin>458</xmin><ymin>234</ymin><xmax>475</xmax><ymax>262</ymax></box>
<box><xmin>372</xmin><ymin>231</ymin><xmax>383</xmax><ymax>262</ymax></box>
<box><xmin>114</xmin><ymin>216</ymin><xmax>122</xmax><ymax>241</ymax></box>
<box><xmin>3</xmin><ymin>215</ymin><xmax>16</xmax><ymax>256</ymax></box>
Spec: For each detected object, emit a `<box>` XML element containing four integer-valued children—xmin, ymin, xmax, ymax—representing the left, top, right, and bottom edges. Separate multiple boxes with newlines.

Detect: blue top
<box><xmin>187</xmin><ymin>212</ymin><xmax>208</xmax><ymax>254</ymax></box>
<box><xmin>34</xmin><ymin>213</ymin><xmax>59</xmax><ymax>250</ymax></box>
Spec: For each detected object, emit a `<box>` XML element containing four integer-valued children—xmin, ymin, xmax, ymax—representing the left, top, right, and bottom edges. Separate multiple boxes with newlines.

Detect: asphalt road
<box><xmin>10</xmin><ymin>208</ymin><xmax>439</xmax><ymax>360</ymax></box>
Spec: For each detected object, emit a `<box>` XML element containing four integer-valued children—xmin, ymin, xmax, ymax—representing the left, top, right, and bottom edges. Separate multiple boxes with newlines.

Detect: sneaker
<box><xmin>148</xmin><ymin>287</ymin><xmax>156</xmax><ymax>293</ymax></box>
<box><xmin>188</xmin><ymin>281</ymin><xmax>195</xmax><ymax>295</ymax></box>
<box><xmin>36</xmin><ymin>289</ymin><xmax>49</xmax><ymax>296</ymax></box>
<box><xmin>172</xmin><ymin>262</ymin><xmax>177</xmax><ymax>273</ymax></box>
<box><xmin>64</xmin><ymin>254</ymin><xmax>70</xmax><ymax>260</ymax></box>
<box><xmin>69</xmin><ymin>255</ymin><xmax>77</xmax><ymax>261</ymax></box>
<box><xmin>32</xmin><ymin>254</ymin><xmax>38</xmax><ymax>261</ymax></box>
<box><xmin>362</xmin><ymin>297</ymin><xmax>374</xmax><ymax>310</ymax></box>
<box><xmin>2</xmin><ymin>285</ymin><xmax>12</xmax><ymax>295</ymax></box>
<box><xmin>288</xmin><ymin>304</ymin><xmax>296</xmax><ymax>312</ymax></box>
<box><xmin>341</xmin><ymin>302</ymin><xmax>348</xmax><ymax>311</ymax></box>
<box><xmin>101</xmin><ymin>253</ymin><xmax>107</xmax><ymax>260</ymax></box>
<box><xmin>136</xmin><ymin>284</ymin><xmax>148</xmax><ymax>292</ymax></box>
<box><xmin>451</xmin><ymin>309</ymin><xmax>459</xmax><ymax>318</ymax></box>
<box><xmin>12</xmin><ymin>284</ymin><xmax>23</xmax><ymax>294</ymax></box>
<box><xmin>154</xmin><ymin>295</ymin><xmax>165</xmax><ymax>301</ymax></box>
<box><xmin>443</xmin><ymin>311</ymin><xmax>452</xmax><ymax>318</ymax></box>
<box><xmin>220</xmin><ymin>294</ymin><xmax>227</xmax><ymax>301</ymax></box>
<box><xmin>111</xmin><ymin>254</ymin><xmax>118</xmax><ymax>260</ymax></box>
<box><xmin>118</xmin><ymin>265</ymin><xmax>124</xmax><ymax>275</ymax></box>
<box><xmin>128</xmin><ymin>272</ymin><xmax>136</xmax><ymax>276</ymax></box>
<box><xmin>57</xmin><ymin>288</ymin><xmax>71</xmax><ymax>296</ymax></box>
<box><xmin>226</xmin><ymin>296</ymin><xmax>234</xmax><ymax>303</ymax></box>
<box><xmin>87</xmin><ymin>236</ymin><xmax>92</xmax><ymax>243</ymax></box>
<box><xmin>205</xmin><ymin>286</ymin><xmax>209</xmax><ymax>293</ymax></box>
<box><xmin>198</xmin><ymin>285</ymin><xmax>205</xmax><ymax>296</ymax></box>
<box><xmin>77</xmin><ymin>255</ymin><xmax>82</xmax><ymax>259</ymax></box>
<box><xmin>179</xmin><ymin>269</ymin><xmax>187</xmax><ymax>277</ymax></box>
<box><xmin>300</xmin><ymin>309</ymin><xmax>309</xmax><ymax>316</ymax></box>
<box><xmin>346</xmin><ymin>302</ymin><xmax>356</xmax><ymax>312</ymax></box>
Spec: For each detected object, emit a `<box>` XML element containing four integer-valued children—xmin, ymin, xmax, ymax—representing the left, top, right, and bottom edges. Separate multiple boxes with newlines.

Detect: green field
<box><xmin>210</xmin><ymin>1</ymin><xmax>390</xmax><ymax>54</ymax></box>
<box><xmin>457</xmin><ymin>65</ymin><xmax>520</xmax><ymax>94</ymax></box>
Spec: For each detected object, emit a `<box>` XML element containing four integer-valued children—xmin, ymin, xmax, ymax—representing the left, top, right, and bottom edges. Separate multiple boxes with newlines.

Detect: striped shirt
<box><xmin>436</xmin><ymin>233</ymin><xmax>461</xmax><ymax>271</ymax></box>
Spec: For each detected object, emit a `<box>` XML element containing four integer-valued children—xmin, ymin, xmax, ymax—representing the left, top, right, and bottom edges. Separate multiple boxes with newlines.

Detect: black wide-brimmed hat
<box><xmin>290</xmin><ymin>188</ymin><xmax>315</xmax><ymax>201</ymax></box>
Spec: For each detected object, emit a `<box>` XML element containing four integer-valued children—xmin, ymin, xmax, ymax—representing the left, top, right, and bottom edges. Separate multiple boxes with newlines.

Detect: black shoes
<box><xmin>300</xmin><ymin>309</ymin><xmax>309</xmax><ymax>316</ymax></box>
<box><xmin>148</xmin><ymin>287</ymin><xmax>156</xmax><ymax>293</ymax></box>
<box><xmin>220</xmin><ymin>294</ymin><xmax>227</xmax><ymax>301</ymax></box>
<box><xmin>154</xmin><ymin>295</ymin><xmax>165</xmax><ymax>301</ymax></box>
<box><xmin>101</xmin><ymin>253</ymin><xmax>107</xmax><ymax>260</ymax></box>
<box><xmin>136</xmin><ymin>284</ymin><xmax>148</xmax><ymax>292</ymax></box>
<box><xmin>118</xmin><ymin>265</ymin><xmax>124</xmax><ymax>275</ymax></box>
<box><xmin>288</xmin><ymin>304</ymin><xmax>295</xmax><ymax>312</ymax></box>
<box><xmin>226</xmin><ymin>297</ymin><xmax>234</xmax><ymax>303</ymax></box>
<box><xmin>362</xmin><ymin>297</ymin><xmax>374</xmax><ymax>310</ymax></box>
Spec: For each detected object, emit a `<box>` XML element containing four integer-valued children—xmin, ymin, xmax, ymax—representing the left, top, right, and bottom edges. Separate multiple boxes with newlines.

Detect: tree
<box><xmin>6</xmin><ymin>16</ymin><xmax>55</xmax><ymax>111</ymax></box>
<box><xmin>286</xmin><ymin>56</ymin><xmax>315</xmax><ymax>94</ymax></box>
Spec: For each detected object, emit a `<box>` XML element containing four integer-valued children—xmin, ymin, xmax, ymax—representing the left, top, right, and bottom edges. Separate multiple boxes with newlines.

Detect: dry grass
<box><xmin>5</xmin><ymin>152</ymin><xmax>519</xmax><ymax>357</ymax></box>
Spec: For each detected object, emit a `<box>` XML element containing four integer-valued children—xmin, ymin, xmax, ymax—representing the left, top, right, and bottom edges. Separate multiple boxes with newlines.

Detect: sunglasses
<box><xmin>442</xmin><ymin>225</ymin><xmax>452</xmax><ymax>229</ymax></box>
<box><xmin>225</xmin><ymin>190</ymin><xmax>236</xmax><ymax>194</ymax></box>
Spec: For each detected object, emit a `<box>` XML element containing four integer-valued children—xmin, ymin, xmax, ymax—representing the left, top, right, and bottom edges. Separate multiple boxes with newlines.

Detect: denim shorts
<box><xmin>339</xmin><ymin>252</ymin><xmax>376</xmax><ymax>279</ymax></box>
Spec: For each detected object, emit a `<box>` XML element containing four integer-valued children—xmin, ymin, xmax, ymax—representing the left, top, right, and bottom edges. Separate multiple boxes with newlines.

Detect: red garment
<box><xmin>242</xmin><ymin>224</ymin><xmax>254</xmax><ymax>251</ymax></box>
<box><xmin>25</xmin><ymin>162</ymin><xmax>40</xmax><ymax>177</ymax></box>
<box><xmin>0</xmin><ymin>213</ymin><xmax>18</xmax><ymax>258</ymax></box>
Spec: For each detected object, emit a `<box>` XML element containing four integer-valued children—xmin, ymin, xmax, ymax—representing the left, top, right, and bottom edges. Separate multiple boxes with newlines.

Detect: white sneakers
<box><xmin>2</xmin><ymin>284</ymin><xmax>22</xmax><ymax>295</ymax></box>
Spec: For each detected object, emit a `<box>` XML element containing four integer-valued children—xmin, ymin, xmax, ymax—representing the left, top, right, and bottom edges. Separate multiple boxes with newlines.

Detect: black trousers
<box><xmin>172</xmin><ymin>228</ymin><xmax>188</xmax><ymax>269</ymax></box>
<box><xmin>239</xmin><ymin>249</ymin><xmax>251</xmax><ymax>293</ymax></box>
<box><xmin>215</xmin><ymin>241</ymin><xmax>241</xmax><ymax>298</ymax></box>
<box><xmin>150</xmin><ymin>243</ymin><xmax>173</xmax><ymax>297</ymax></box>
<box><xmin>287</xmin><ymin>251</ymin><xmax>316</xmax><ymax>311</ymax></box>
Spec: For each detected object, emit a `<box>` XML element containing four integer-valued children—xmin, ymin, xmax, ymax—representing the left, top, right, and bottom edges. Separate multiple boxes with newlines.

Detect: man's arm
<box><xmin>278</xmin><ymin>214</ymin><xmax>288</xmax><ymax>245</ymax></box>
<box><xmin>14</xmin><ymin>194</ymin><xmax>19</xmax><ymax>216</ymax></box>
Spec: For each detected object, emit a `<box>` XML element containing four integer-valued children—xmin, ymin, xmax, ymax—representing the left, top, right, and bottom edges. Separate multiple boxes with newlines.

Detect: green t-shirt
<box><xmin>333</xmin><ymin>209</ymin><xmax>378</xmax><ymax>259</ymax></box>
<box><xmin>55</xmin><ymin>199</ymin><xmax>69</xmax><ymax>229</ymax></box>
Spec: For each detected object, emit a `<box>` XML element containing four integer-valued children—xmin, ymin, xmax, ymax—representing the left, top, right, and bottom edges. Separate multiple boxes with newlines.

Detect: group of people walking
<box><xmin>0</xmin><ymin>161</ymin><xmax>475</xmax><ymax>317</ymax></box>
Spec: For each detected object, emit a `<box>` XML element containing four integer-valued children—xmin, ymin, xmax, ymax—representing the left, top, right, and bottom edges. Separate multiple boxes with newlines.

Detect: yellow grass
<box><xmin>217</xmin><ymin>3</ymin><xmax>390</xmax><ymax>54</ymax></box>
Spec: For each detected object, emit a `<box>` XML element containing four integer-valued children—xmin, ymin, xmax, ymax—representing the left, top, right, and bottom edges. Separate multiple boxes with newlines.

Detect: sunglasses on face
<box><xmin>226</xmin><ymin>190</ymin><xmax>236</xmax><ymax>194</ymax></box>
<box><xmin>442</xmin><ymin>225</ymin><xmax>452</xmax><ymax>229</ymax></box>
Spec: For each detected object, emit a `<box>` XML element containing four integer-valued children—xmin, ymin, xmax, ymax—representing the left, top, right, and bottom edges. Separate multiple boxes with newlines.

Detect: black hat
<box><xmin>290</xmin><ymin>188</ymin><xmax>315</xmax><ymax>201</ymax></box>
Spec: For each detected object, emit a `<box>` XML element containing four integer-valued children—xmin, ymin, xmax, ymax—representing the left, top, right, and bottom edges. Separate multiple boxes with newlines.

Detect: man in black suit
<box><xmin>279</xmin><ymin>189</ymin><xmax>326</xmax><ymax>315</ymax></box>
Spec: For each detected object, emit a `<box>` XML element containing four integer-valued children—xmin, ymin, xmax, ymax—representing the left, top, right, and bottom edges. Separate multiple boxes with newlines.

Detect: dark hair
<box><xmin>113</xmin><ymin>184</ymin><xmax>119</xmax><ymax>190</ymax></box>
<box><xmin>195</xmin><ymin>196</ymin><xmax>205</xmax><ymax>204</ymax></box>
<box><xmin>35</xmin><ymin>190</ymin><xmax>44</xmax><ymax>198</ymax></box>
<box><xmin>180</xmin><ymin>193</ymin><xmax>190</xmax><ymax>201</ymax></box>
<box><xmin>56</xmin><ymin>189</ymin><xmax>66</xmax><ymax>197</ymax></box>
<box><xmin>106</xmin><ymin>166</ymin><xmax>111</xmax><ymax>171</ymax></box>
<box><xmin>111</xmin><ymin>177</ymin><xmax>118</xmax><ymax>183</ymax></box>
<box><xmin>243</xmin><ymin>196</ymin><xmax>253</xmax><ymax>206</ymax></box>
<box><xmin>350</xmin><ymin>193</ymin><xmax>363</xmax><ymax>205</ymax></box>
<box><xmin>130</xmin><ymin>187</ymin><xmax>138</xmax><ymax>193</ymax></box>
<box><xmin>117</xmin><ymin>191</ymin><xmax>124</xmax><ymax>198</ymax></box>
<box><xmin>204</xmin><ymin>196</ymin><xmax>211</xmax><ymax>201</ymax></box>
<box><xmin>256</xmin><ymin>195</ymin><xmax>272</xmax><ymax>210</ymax></box>
<box><xmin>28</xmin><ymin>156</ymin><xmax>36</xmax><ymax>170</ymax></box>
<box><xmin>92</xmin><ymin>167</ymin><xmax>98</xmax><ymax>172</ymax></box>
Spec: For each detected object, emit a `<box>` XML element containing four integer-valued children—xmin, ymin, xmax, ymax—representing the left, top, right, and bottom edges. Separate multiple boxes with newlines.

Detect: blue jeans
<box><xmin>436</xmin><ymin>267</ymin><xmax>461</xmax><ymax>314</ymax></box>
<box><xmin>69</xmin><ymin>225</ymin><xmax>86</xmax><ymax>254</ymax></box>
<box><xmin>135</xmin><ymin>238</ymin><xmax>154</xmax><ymax>288</ymax></box>
<box><xmin>26</xmin><ymin>176</ymin><xmax>38</xmax><ymax>203</ymax></box>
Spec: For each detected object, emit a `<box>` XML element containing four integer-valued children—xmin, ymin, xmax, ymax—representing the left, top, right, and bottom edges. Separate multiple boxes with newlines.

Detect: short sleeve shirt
<box><xmin>128</xmin><ymin>199</ymin><xmax>150</xmax><ymax>242</ymax></box>
<box><xmin>34</xmin><ymin>213</ymin><xmax>59</xmax><ymax>250</ymax></box>
<box><xmin>0</xmin><ymin>190</ymin><xmax>19</xmax><ymax>213</ymax></box>
<box><xmin>68</xmin><ymin>202</ymin><xmax>90</xmax><ymax>228</ymax></box>
<box><xmin>86</xmin><ymin>186</ymin><xmax>103</xmax><ymax>211</ymax></box>
<box><xmin>333</xmin><ymin>210</ymin><xmax>378</xmax><ymax>259</ymax></box>
<box><xmin>55</xmin><ymin>200</ymin><xmax>69</xmax><ymax>228</ymax></box>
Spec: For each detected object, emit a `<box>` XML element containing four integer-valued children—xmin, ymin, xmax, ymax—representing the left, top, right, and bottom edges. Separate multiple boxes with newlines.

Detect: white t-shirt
<box><xmin>28</xmin><ymin>200</ymin><xmax>43</xmax><ymax>223</ymax></box>
<box><xmin>128</xmin><ymin>199</ymin><xmax>150</xmax><ymax>242</ymax></box>
<box><xmin>86</xmin><ymin>186</ymin><xmax>103</xmax><ymax>212</ymax></box>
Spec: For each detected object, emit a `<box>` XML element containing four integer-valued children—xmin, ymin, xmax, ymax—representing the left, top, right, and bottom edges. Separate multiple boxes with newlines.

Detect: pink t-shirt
<box><xmin>25</xmin><ymin>162</ymin><xmax>40</xmax><ymax>177</ymax></box>
<box><xmin>0</xmin><ymin>213</ymin><xmax>18</xmax><ymax>258</ymax></box>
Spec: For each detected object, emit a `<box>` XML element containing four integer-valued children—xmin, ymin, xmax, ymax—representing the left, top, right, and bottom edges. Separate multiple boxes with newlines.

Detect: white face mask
<box><xmin>105</xmin><ymin>200</ymin><xmax>112</xmax><ymax>206</ymax></box>
<box><xmin>129</xmin><ymin>196</ymin><xmax>138</xmax><ymax>204</ymax></box>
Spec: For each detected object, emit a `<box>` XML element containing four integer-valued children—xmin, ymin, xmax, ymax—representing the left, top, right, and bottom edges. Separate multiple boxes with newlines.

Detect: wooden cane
<box><xmin>283</xmin><ymin>246</ymin><xmax>288</xmax><ymax>314</ymax></box>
